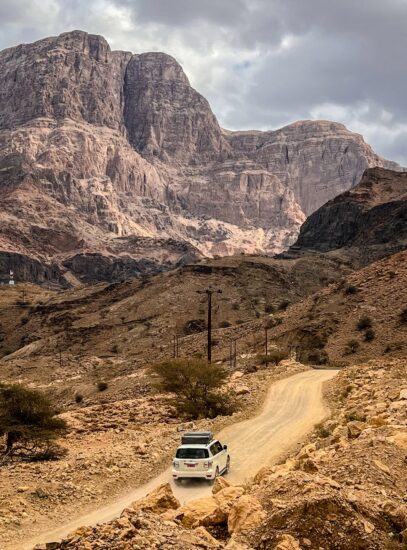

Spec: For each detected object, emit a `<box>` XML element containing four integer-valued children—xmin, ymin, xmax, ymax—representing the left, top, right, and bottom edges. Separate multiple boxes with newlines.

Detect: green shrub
<box><xmin>345</xmin><ymin>411</ymin><xmax>366</xmax><ymax>422</ymax></box>
<box><xmin>97</xmin><ymin>381</ymin><xmax>108</xmax><ymax>392</ymax></box>
<box><xmin>0</xmin><ymin>384</ymin><xmax>67</xmax><ymax>460</ymax></box>
<box><xmin>357</xmin><ymin>317</ymin><xmax>372</xmax><ymax>331</ymax></box>
<box><xmin>364</xmin><ymin>328</ymin><xmax>375</xmax><ymax>341</ymax></box>
<box><xmin>315</xmin><ymin>422</ymin><xmax>331</xmax><ymax>439</ymax></box>
<box><xmin>151</xmin><ymin>359</ymin><xmax>235</xmax><ymax>419</ymax></box>
<box><xmin>345</xmin><ymin>339</ymin><xmax>360</xmax><ymax>354</ymax></box>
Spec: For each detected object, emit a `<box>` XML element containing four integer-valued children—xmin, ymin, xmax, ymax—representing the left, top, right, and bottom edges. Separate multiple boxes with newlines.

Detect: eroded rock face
<box><xmin>0</xmin><ymin>30</ymin><xmax>400</xmax><ymax>284</ymax></box>
<box><xmin>292</xmin><ymin>167</ymin><xmax>407</xmax><ymax>263</ymax></box>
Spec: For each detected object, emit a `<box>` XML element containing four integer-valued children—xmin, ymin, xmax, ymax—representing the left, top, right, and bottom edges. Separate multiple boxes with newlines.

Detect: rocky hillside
<box><xmin>268</xmin><ymin>250</ymin><xmax>407</xmax><ymax>366</ymax></box>
<box><xmin>288</xmin><ymin>167</ymin><xmax>407</xmax><ymax>266</ymax></box>
<box><xmin>0</xmin><ymin>30</ymin><xmax>400</xmax><ymax>284</ymax></box>
<box><xmin>0</xmin><ymin>253</ymin><xmax>350</xmax><ymax>391</ymax></box>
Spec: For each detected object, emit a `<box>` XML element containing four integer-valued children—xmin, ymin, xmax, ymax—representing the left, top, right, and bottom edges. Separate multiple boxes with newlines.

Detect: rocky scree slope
<box><xmin>268</xmin><ymin>250</ymin><xmax>407</xmax><ymax>366</ymax></box>
<box><xmin>0</xmin><ymin>30</ymin><xmax>400</xmax><ymax>284</ymax></box>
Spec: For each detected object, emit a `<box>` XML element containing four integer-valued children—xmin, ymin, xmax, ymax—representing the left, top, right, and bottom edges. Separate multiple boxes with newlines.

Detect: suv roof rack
<box><xmin>181</xmin><ymin>431</ymin><xmax>214</xmax><ymax>445</ymax></box>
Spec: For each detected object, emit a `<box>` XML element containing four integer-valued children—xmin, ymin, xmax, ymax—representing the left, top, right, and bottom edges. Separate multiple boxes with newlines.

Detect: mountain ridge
<box><xmin>0</xmin><ymin>30</ymin><xmax>401</xmax><ymax>284</ymax></box>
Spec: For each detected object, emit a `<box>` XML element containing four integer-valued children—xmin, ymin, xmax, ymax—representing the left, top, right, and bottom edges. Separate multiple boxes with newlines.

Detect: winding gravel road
<box><xmin>22</xmin><ymin>369</ymin><xmax>337</xmax><ymax>549</ymax></box>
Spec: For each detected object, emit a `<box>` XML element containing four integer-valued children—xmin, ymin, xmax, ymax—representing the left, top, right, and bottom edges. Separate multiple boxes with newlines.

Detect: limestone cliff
<box><xmin>0</xmin><ymin>30</ymin><xmax>400</xmax><ymax>284</ymax></box>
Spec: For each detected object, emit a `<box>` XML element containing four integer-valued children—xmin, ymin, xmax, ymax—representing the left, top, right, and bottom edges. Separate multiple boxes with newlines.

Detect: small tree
<box><xmin>0</xmin><ymin>384</ymin><xmax>67</xmax><ymax>460</ymax></box>
<box><xmin>151</xmin><ymin>359</ymin><xmax>235</xmax><ymax>419</ymax></box>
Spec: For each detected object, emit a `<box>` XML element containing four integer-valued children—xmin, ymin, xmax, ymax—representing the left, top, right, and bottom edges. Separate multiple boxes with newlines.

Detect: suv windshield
<box><xmin>176</xmin><ymin>448</ymin><xmax>209</xmax><ymax>459</ymax></box>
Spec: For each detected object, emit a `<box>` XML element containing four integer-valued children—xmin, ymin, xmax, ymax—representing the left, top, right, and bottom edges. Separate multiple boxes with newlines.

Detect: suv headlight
<box><xmin>173</xmin><ymin>460</ymin><xmax>179</xmax><ymax>469</ymax></box>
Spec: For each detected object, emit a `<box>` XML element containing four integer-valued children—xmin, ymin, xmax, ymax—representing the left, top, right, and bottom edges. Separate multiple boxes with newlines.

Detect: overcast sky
<box><xmin>1</xmin><ymin>0</ymin><xmax>406</xmax><ymax>164</ymax></box>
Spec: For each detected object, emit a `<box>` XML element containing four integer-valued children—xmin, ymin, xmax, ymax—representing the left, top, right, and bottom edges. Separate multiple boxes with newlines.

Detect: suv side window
<box><xmin>210</xmin><ymin>441</ymin><xmax>223</xmax><ymax>456</ymax></box>
<box><xmin>210</xmin><ymin>443</ymin><xmax>219</xmax><ymax>456</ymax></box>
<box><xmin>215</xmin><ymin>441</ymin><xmax>224</xmax><ymax>454</ymax></box>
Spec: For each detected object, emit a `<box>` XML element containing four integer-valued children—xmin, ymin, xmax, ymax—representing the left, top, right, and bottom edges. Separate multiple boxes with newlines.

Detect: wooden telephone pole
<box><xmin>197</xmin><ymin>287</ymin><xmax>222</xmax><ymax>363</ymax></box>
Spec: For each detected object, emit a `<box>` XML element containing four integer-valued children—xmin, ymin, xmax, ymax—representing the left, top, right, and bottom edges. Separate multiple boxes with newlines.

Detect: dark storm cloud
<box><xmin>0</xmin><ymin>0</ymin><xmax>406</xmax><ymax>164</ymax></box>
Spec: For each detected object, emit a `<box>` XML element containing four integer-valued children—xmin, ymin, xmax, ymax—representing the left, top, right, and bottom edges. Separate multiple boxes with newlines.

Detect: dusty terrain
<box><xmin>0</xmin><ymin>31</ymin><xmax>401</xmax><ymax>284</ymax></box>
<box><xmin>1</xmin><ymin>360</ymin><xmax>309</xmax><ymax>550</ymax></box>
<box><xmin>29</xmin><ymin>359</ymin><xmax>407</xmax><ymax>550</ymax></box>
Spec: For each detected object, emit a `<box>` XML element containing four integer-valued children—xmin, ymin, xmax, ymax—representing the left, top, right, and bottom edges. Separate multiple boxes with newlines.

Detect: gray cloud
<box><xmin>0</xmin><ymin>0</ymin><xmax>406</xmax><ymax>164</ymax></box>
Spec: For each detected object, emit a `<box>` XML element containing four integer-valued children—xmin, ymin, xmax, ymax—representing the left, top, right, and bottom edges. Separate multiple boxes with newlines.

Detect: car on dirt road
<box><xmin>172</xmin><ymin>432</ymin><xmax>230</xmax><ymax>482</ymax></box>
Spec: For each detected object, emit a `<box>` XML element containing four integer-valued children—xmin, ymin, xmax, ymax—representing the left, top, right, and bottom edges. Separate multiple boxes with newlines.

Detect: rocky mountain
<box><xmin>0</xmin><ymin>30</ymin><xmax>400</xmax><ymax>285</ymax></box>
<box><xmin>287</xmin><ymin>167</ymin><xmax>407</xmax><ymax>266</ymax></box>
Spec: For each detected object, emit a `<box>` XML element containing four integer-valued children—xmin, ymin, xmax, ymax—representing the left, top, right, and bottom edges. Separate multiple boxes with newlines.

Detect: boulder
<box><xmin>212</xmin><ymin>476</ymin><xmax>231</xmax><ymax>494</ymax></box>
<box><xmin>399</xmin><ymin>389</ymin><xmax>407</xmax><ymax>400</ymax></box>
<box><xmin>128</xmin><ymin>483</ymin><xmax>180</xmax><ymax>515</ymax></box>
<box><xmin>228</xmin><ymin>495</ymin><xmax>266</xmax><ymax>534</ymax></box>
<box><xmin>214</xmin><ymin>486</ymin><xmax>245</xmax><ymax>515</ymax></box>
<box><xmin>175</xmin><ymin>496</ymin><xmax>226</xmax><ymax>528</ymax></box>
<box><xmin>235</xmin><ymin>385</ymin><xmax>251</xmax><ymax>396</ymax></box>
<box><xmin>273</xmin><ymin>534</ymin><xmax>302</xmax><ymax>550</ymax></box>
<box><xmin>347</xmin><ymin>421</ymin><xmax>366</xmax><ymax>439</ymax></box>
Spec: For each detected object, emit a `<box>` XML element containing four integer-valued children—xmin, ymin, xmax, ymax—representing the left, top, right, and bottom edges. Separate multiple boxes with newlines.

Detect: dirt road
<box><xmin>21</xmin><ymin>369</ymin><xmax>337</xmax><ymax>549</ymax></box>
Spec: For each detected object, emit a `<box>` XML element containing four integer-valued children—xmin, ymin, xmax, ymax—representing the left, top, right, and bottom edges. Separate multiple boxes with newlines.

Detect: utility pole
<box><xmin>197</xmin><ymin>287</ymin><xmax>222</xmax><ymax>363</ymax></box>
<box><xmin>265</xmin><ymin>326</ymin><xmax>269</xmax><ymax>367</ymax></box>
<box><xmin>229</xmin><ymin>338</ymin><xmax>239</xmax><ymax>369</ymax></box>
<box><xmin>173</xmin><ymin>334</ymin><xmax>179</xmax><ymax>358</ymax></box>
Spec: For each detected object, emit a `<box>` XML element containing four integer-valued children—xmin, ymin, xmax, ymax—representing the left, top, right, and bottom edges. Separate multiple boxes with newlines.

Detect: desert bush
<box><xmin>151</xmin><ymin>359</ymin><xmax>235</xmax><ymax>419</ymax></box>
<box><xmin>345</xmin><ymin>339</ymin><xmax>360</xmax><ymax>354</ymax></box>
<box><xmin>231</xmin><ymin>303</ymin><xmax>240</xmax><ymax>311</ymax></box>
<box><xmin>257</xmin><ymin>349</ymin><xmax>289</xmax><ymax>365</ymax></box>
<box><xmin>183</xmin><ymin>319</ymin><xmax>206</xmax><ymax>335</ymax></box>
<box><xmin>345</xmin><ymin>411</ymin><xmax>366</xmax><ymax>422</ymax></box>
<box><xmin>75</xmin><ymin>393</ymin><xmax>83</xmax><ymax>404</ymax></box>
<box><xmin>264</xmin><ymin>303</ymin><xmax>275</xmax><ymax>313</ymax></box>
<box><xmin>236</xmin><ymin>319</ymin><xmax>245</xmax><ymax>325</ymax></box>
<box><xmin>345</xmin><ymin>285</ymin><xmax>358</xmax><ymax>295</ymax></box>
<box><xmin>110</xmin><ymin>344</ymin><xmax>119</xmax><ymax>354</ymax></box>
<box><xmin>315</xmin><ymin>422</ymin><xmax>332</xmax><ymax>439</ymax></box>
<box><xmin>400</xmin><ymin>308</ymin><xmax>407</xmax><ymax>325</ymax></box>
<box><xmin>364</xmin><ymin>328</ymin><xmax>375</xmax><ymax>341</ymax></box>
<box><xmin>357</xmin><ymin>316</ymin><xmax>373</xmax><ymax>331</ymax></box>
<box><xmin>278</xmin><ymin>300</ymin><xmax>291</xmax><ymax>311</ymax></box>
<box><xmin>0</xmin><ymin>384</ymin><xmax>67</xmax><ymax>460</ymax></box>
<box><xmin>97</xmin><ymin>381</ymin><xmax>108</xmax><ymax>392</ymax></box>
<box><xmin>219</xmin><ymin>320</ymin><xmax>231</xmax><ymax>328</ymax></box>
<box><xmin>20</xmin><ymin>316</ymin><xmax>29</xmax><ymax>326</ymax></box>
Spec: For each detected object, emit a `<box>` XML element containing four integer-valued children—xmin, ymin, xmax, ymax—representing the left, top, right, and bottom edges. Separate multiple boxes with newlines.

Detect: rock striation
<box><xmin>0</xmin><ymin>30</ymin><xmax>401</xmax><ymax>284</ymax></box>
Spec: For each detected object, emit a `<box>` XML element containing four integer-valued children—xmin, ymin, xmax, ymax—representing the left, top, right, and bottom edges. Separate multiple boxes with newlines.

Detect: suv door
<box><xmin>210</xmin><ymin>441</ymin><xmax>226</xmax><ymax>472</ymax></box>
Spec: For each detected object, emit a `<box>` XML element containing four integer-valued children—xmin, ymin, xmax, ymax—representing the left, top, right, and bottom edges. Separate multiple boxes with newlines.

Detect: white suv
<box><xmin>172</xmin><ymin>432</ymin><xmax>230</xmax><ymax>482</ymax></box>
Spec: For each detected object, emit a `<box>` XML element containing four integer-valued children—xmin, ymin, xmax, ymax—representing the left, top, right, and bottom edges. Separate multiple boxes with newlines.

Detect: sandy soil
<box><xmin>22</xmin><ymin>369</ymin><xmax>337</xmax><ymax>549</ymax></box>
